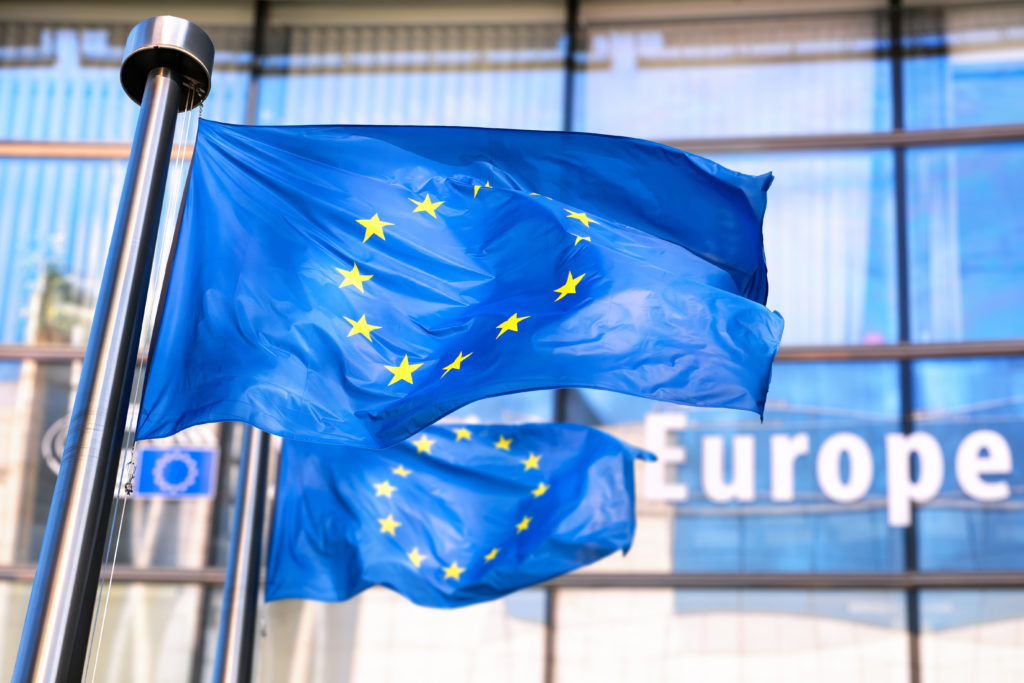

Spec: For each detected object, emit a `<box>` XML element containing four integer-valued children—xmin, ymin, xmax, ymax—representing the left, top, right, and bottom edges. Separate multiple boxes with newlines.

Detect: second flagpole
<box><xmin>212</xmin><ymin>426</ymin><xmax>271</xmax><ymax>683</ymax></box>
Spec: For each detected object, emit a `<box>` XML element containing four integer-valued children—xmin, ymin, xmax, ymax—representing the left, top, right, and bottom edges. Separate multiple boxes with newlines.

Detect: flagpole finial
<box><xmin>121</xmin><ymin>15</ymin><xmax>214</xmax><ymax>110</ymax></box>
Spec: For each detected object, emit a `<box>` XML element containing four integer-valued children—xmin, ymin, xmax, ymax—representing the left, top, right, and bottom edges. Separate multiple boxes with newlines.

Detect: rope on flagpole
<box><xmin>83</xmin><ymin>81</ymin><xmax>199</xmax><ymax>682</ymax></box>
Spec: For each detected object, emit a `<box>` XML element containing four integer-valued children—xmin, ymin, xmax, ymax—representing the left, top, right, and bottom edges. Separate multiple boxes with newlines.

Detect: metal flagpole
<box><xmin>211</xmin><ymin>427</ymin><xmax>271</xmax><ymax>683</ymax></box>
<box><xmin>13</xmin><ymin>16</ymin><xmax>214</xmax><ymax>683</ymax></box>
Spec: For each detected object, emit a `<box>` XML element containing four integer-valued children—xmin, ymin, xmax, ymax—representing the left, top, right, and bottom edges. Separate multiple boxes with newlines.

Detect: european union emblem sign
<box><xmin>134</xmin><ymin>446</ymin><xmax>217</xmax><ymax>498</ymax></box>
<box><xmin>136</xmin><ymin>120</ymin><xmax>783</xmax><ymax>447</ymax></box>
<box><xmin>266</xmin><ymin>423</ymin><xmax>653</xmax><ymax>607</ymax></box>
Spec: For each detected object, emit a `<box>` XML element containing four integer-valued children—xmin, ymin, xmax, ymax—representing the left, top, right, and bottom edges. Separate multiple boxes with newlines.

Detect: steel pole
<box><xmin>211</xmin><ymin>428</ymin><xmax>271</xmax><ymax>683</ymax></box>
<box><xmin>13</xmin><ymin>17</ymin><xmax>213</xmax><ymax>683</ymax></box>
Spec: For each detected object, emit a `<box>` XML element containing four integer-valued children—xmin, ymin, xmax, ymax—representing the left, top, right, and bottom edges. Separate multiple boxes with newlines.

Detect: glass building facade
<box><xmin>1</xmin><ymin>1</ymin><xmax>1023</xmax><ymax>681</ymax></box>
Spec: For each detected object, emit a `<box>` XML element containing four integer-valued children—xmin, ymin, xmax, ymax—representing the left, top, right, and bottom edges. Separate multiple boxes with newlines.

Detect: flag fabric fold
<box><xmin>265</xmin><ymin>423</ymin><xmax>653</xmax><ymax>607</ymax></box>
<box><xmin>136</xmin><ymin>120</ymin><xmax>783</xmax><ymax>447</ymax></box>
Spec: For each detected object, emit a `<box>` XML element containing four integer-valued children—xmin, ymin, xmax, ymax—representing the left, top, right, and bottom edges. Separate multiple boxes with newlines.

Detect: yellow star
<box><xmin>453</xmin><ymin>427</ymin><xmax>472</xmax><ymax>442</ymax></box>
<box><xmin>378</xmin><ymin>514</ymin><xmax>401</xmax><ymax>536</ymax></box>
<box><xmin>344</xmin><ymin>314</ymin><xmax>381</xmax><ymax>341</ymax></box>
<box><xmin>484</xmin><ymin>547</ymin><xmax>500</xmax><ymax>562</ymax></box>
<box><xmin>409</xmin><ymin>194</ymin><xmax>444</xmax><ymax>218</ymax></box>
<box><xmin>374</xmin><ymin>480</ymin><xmax>397</xmax><ymax>498</ymax></box>
<box><xmin>516</xmin><ymin>516</ymin><xmax>532</xmax><ymax>534</ymax></box>
<box><xmin>335</xmin><ymin>263</ymin><xmax>373</xmax><ymax>293</ymax></box>
<box><xmin>385</xmin><ymin>355</ymin><xmax>423</xmax><ymax>386</ymax></box>
<box><xmin>565</xmin><ymin>209</ymin><xmax>598</xmax><ymax>228</ymax></box>
<box><xmin>414</xmin><ymin>434</ymin><xmax>434</xmax><ymax>454</ymax></box>
<box><xmin>392</xmin><ymin>464</ymin><xmax>412</xmax><ymax>477</ymax></box>
<box><xmin>554</xmin><ymin>271</ymin><xmax>585</xmax><ymax>302</ymax></box>
<box><xmin>441</xmin><ymin>350</ymin><xmax>472</xmax><ymax>378</ymax></box>
<box><xmin>473</xmin><ymin>180</ymin><xmax>492</xmax><ymax>198</ymax></box>
<box><xmin>531</xmin><ymin>482</ymin><xmax>550</xmax><ymax>498</ymax></box>
<box><xmin>496</xmin><ymin>313</ymin><xmax>529</xmax><ymax>338</ymax></box>
<box><xmin>494</xmin><ymin>435</ymin><xmax>513</xmax><ymax>451</ymax></box>
<box><xmin>408</xmin><ymin>547</ymin><xmax>427</xmax><ymax>568</ymax></box>
<box><xmin>357</xmin><ymin>213</ymin><xmax>392</xmax><ymax>242</ymax></box>
<box><xmin>573</xmin><ymin>234</ymin><xmax>592</xmax><ymax>246</ymax></box>
<box><xmin>521</xmin><ymin>453</ymin><xmax>541</xmax><ymax>471</ymax></box>
<box><xmin>443</xmin><ymin>561</ymin><xmax>465</xmax><ymax>581</ymax></box>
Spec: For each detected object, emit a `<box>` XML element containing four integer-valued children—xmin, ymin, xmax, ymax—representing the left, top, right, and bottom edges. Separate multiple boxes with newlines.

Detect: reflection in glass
<box><xmin>579</xmin><ymin>360</ymin><xmax>901</xmax><ymax>429</ymax></box>
<box><xmin>0</xmin><ymin>356</ymin><xmax>223</xmax><ymax>568</ymax></box>
<box><xmin>904</xmin><ymin>5</ymin><xmax>1024</xmax><ymax>130</ymax></box>
<box><xmin>85</xmin><ymin>583</ymin><xmax>203</xmax><ymax>683</ymax></box>
<box><xmin>674</xmin><ymin>363</ymin><xmax>904</xmax><ymax>572</ymax></box>
<box><xmin>914</xmin><ymin>358</ymin><xmax>1024</xmax><ymax>419</ymax></box>
<box><xmin>709</xmin><ymin>150</ymin><xmax>896</xmax><ymax>346</ymax></box>
<box><xmin>555</xmin><ymin>588</ymin><xmax>907</xmax><ymax>683</ymax></box>
<box><xmin>257</xmin><ymin>20</ymin><xmax>565</xmax><ymax>129</ymax></box>
<box><xmin>0</xmin><ymin>159</ymin><xmax>125</xmax><ymax>344</ymax></box>
<box><xmin>576</xmin><ymin>364</ymin><xmax>905</xmax><ymax>573</ymax></box>
<box><xmin>913</xmin><ymin>359</ymin><xmax>1024</xmax><ymax>571</ymax></box>
<box><xmin>0</xmin><ymin>359</ymin><xmax>73</xmax><ymax>564</ymax></box>
<box><xmin>0</xmin><ymin>139</ymin><xmax>214</xmax><ymax>347</ymax></box>
<box><xmin>574</xmin><ymin>11</ymin><xmax>892</xmax><ymax>139</ymax></box>
<box><xmin>0</xmin><ymin>23</ymin><xmax>251</xmax><ymax>141</ymax></box>
<box><xmin>0</xmin><ymin>581</ymin><xmax>29</xmax><ymax>678</ymax></box>
<box><xmin>255</xmin><ymin>589</ymin><xmax>545</xmax><ymax>683</ymax></box>
<box><xmin>920</xmin><ymin>590</ymin><xmax>1024</xmax><ymax>683</ymax></box>
<box><xmin>908</xmin><ymin>143</ymin><xmax>1024</xmax><ymax>342</ymax></box>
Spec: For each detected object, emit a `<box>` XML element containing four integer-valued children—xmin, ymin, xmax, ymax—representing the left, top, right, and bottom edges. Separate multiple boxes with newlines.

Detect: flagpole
<box><xmin>12</xmin><ymin>17</ymin><xmax>214</xmax><ymax>683</ymax></box>
<box><xmin>211</xmin><ymin>427</ymin><xmax>270</xmax><ymax>683</ymax></box>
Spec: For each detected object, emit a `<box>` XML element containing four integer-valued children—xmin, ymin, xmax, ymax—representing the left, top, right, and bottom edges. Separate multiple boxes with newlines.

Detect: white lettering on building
<box><xmin>769</xmin><ymin>433</ymin><xmax>810</xmax><ymax>502</ymax></box>
<box><xmin>642</xmin><ymin>412</ymin><xmax>689</xmax><ymax>502</ymax></box>
<box><xmin>817</xmin><ymin>432</ymin><xmax>874</xmax><ymax>505</ymax></box>
<box><xmin>701</xmin><ymin>434</ymin><xmax>756</xmax><ymax>503</ymax></box>
<box><xmin>641</xmin><ymin>414</ymin><xmax>1016</xmax><ymax>528</ymax></box>
<box><xmin>885</xmin><ymin>432</ymin><xmax>945</xmax><ymax>527</ymax></box>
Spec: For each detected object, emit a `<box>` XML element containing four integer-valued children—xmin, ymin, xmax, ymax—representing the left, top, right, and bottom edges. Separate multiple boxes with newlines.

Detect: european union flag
<box><xmin>266</xmin><ymin>423</ymin><xmax>653</xmax><ymax>607</ymax></box>
<box><xmin>136</xmin><ymin>120</ymin><xmax>783</xmax><ymax>447</ymax></box>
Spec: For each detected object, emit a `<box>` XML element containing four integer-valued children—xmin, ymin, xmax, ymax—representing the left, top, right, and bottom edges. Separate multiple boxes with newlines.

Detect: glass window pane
<box><xmin>0</xmin><ymin>581</ymin><xmax>31</xmax><ymax>679</ymax></box>
<box><xmin>0</xmin><ymin>153</ymin><xmax>197</xmax><ymax>346</ymax></box>
<box><xmin>908</xmin><ymin>143</ymin><xmax>1024</xmax><ymax>342</ymax></box>
<box><xmin>258</xmin><ymin>8</ymin><xmax>566</xmax><ymax>129</ymax></box>
<box><xmin>85</xmin><ymin>583</ymin><xmax>204</xmax><ymax>683</ymax></box>
<box><xmin>904</xmin><ymin>5</ymin><xmax>1024</xmax><ymax>129</ymax></box>
<box><xmin>0</xmin><ymin>158</ymin><xmax>125</xmax><ymax>344</ymax></box>
<box><xmin>555</xmin><ymin>588</ymin><xmax>908</xmax><ymax>683</ymax></box>
<box><xmin>0</xmin><ymin>22</ymin><xmax>251</xmax><ymax>140</ymax></box>
<box><xmin>921</xmin><ymin>590</ymin><xmax>1024</xmax><ymax>683</ymax></box>
<box><xmin>0</xmin><ymin>359</ymin><xmax>75</xmax><ymax>564</ymax></box>
<box><xmin>676</xmin><ymin>362</ymin><xmax>904</xmax><ymax>573</ymax></box>
<box><xmin>576</xmin><ymin>363</ymin><xmax>904</xmax><ymax>573</ymax></box>
<box><xmin>255</xmin><ymin>588</ymin><xmax>546</xmax><ymax>683</ymax></box>
<box><xmin>574</xmin><ymin>10</ymin><xmax>893</xmax><ymax>138</ymax></box>
<box><xmin>0</xmin><ymin>581</ymin><xmax>209</xmax><ymax>682</ymax></box>
<box><xmin>913</xmin><ymin>358</ymin><xmax>1024</xmax><ymax>571</ymax></box>
<box><xmin>712</xmin><ymin>150</ymin><xmax>897</xmax><ymax>346</ymax></box>
<box><xmin>0</xmin><ymin>356</ymin><xmax>223</xmax><ymax>568</ymax></box>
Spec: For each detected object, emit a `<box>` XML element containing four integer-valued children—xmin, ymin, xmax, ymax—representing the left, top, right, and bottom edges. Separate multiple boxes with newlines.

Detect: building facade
<box><xmin>1</xmin><ymin>1</ymin><xmax>1023</xmax><ymax>681</ymax></box>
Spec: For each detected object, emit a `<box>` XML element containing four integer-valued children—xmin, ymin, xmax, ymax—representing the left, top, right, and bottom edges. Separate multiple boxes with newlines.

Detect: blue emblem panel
<box><xmin>134</xmin><ymin>446</ymin><xmax>218</xmax><ymax>498</ymax></box>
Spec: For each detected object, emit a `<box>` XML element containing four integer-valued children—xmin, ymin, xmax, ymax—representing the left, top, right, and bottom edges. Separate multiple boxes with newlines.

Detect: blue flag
<box><xmin>266</xmin><ymin>423</ymin><xmax>653</xmax><ymax>607</ymax></box>
<box><xmin>136</xmin><ymin>120</ymin><xmax>783</xmax><ymax>447</ymax></box>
